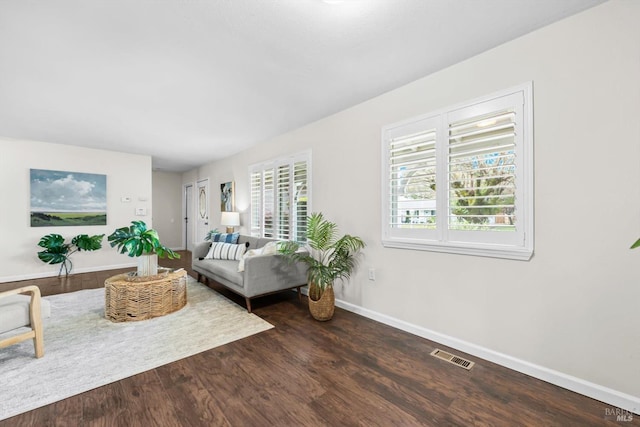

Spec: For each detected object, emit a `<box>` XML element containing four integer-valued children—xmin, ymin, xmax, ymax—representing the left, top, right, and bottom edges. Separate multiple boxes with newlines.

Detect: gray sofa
<box><xmin>192</xmin><ymin>235</ymin><xmax>308</xmax><ymax>312</ymax></box>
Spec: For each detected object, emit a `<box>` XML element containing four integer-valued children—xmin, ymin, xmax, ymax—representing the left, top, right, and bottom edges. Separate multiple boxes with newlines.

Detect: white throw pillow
<box><xmin>261</xmin><ymin>241</ymin><xmax>280</xmax><ymax>255</ymax></box>
<box><xmin>237</xmin><ymin>247</ymin><xmax>263</xmax><ymax>272</ymax></box>
<box><xmin>205</xmin><ymin>242</ymin><xmax>247</xmax><ymax>261</ymax></box>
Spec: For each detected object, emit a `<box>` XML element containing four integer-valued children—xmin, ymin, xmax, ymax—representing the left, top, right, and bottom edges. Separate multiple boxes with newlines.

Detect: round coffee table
<box><xmin>104</xmin><ymin>268</ymin><xmax>187</xmax><ymax>322</ymax></box>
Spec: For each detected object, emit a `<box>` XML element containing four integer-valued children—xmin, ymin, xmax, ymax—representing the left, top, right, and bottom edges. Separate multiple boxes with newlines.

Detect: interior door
<box><xmin>184</xmin><ymin>184</ymin><xmax>194</xmax><ymax>251</ymax></box>
<box><xmin>196</xmin><ymin>178</ymin><xmax>210</xmax><ymax>243</ymax></box>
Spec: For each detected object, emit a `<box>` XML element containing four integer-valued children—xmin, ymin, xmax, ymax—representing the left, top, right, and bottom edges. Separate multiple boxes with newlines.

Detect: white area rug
<box><xmin>0</xmin><ymin>278</ymin><xmax>273</xmax><ymax>421</ymax></box>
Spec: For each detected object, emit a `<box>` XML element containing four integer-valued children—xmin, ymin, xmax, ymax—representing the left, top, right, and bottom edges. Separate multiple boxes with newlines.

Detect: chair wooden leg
<box><xmin>33</xmin><ymin>323</ymin><xmax>44</xmax><ymax>358</ymax></box>
<box><xmin>245</xmin><ymin>297</ymin><xmax>252</xmax><ymax>313</ymax></box>
<box><xmin>30</xmin><ymin>287</ymin><xmax>45</xmax><ymax>358</ymax></box>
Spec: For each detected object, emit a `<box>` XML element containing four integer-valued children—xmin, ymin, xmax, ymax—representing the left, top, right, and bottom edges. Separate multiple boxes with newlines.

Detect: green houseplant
<box><xmin>37</xmin><ymin>233</ymin><xmax>104</xmax><ymax>277</ymax></box>
<box><xmin>108</xmin><ymin>220</ymin><xmax>179</xmax><ymax>276</ymax></box>
<box><xmin>280</xmin><ymin>212</ymin><xmax>365</xmax><ymax>321</ymax></box>
<box><xmin>631</xmin><ymin>238</ymin><xmax>640</xmax><ymax>249</ymax></box>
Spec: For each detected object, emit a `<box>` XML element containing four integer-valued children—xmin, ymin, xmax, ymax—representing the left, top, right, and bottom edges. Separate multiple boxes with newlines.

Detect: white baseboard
<box><xmin>0</xmin><ymin>263</ymin><xmax>137</xmax><ymax>284</ymax></box>
<box><xmin>329</xmin><ymin>296</ymin><xmax>640</xmax><ymax>415</ymax></box>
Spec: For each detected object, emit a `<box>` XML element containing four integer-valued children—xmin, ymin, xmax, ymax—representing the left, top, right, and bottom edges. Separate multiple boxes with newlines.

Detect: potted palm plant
<box><xmin>632</xmin><ymin>238</ymin><xmax>640</xmax><ymax>249</ymax></box>
<box><xmin>280</xmin><ymin>212</ymin><xmax>365</xmax><ymax>321</ymax></box>
<box><xmin>108</xmin><ymin>220</ymin><xmax>179</xmax><ymax>277</ymax></box>
<box><xmin>37</xmin><ymin>233</ymin><xmax>104</xmax><ymax>277</ymax></box>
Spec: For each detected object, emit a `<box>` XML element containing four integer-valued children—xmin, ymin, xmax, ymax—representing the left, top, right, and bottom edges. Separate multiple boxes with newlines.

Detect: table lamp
<box><xmin>221</xmin><ymin>212</ymin><xmax>240</xmax><ymax>233</ymax></box>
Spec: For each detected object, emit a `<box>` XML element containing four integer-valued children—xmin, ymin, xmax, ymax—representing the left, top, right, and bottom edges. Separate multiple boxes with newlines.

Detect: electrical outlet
<box><xmin>368</xmin><ymin>268</ymin><xmax>376</xmax><ymax>281</ymax></box>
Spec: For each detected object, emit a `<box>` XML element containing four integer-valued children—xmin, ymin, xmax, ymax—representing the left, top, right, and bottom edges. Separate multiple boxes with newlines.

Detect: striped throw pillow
<box><xmin>210</xmin><ymin>232</ymin><xmax>240</xmax><ymax>244</ymax></box>
<box><xmin>205</xmin><ymin>242</ymin><xmax>247</xmax><ymax>261</ymax></box>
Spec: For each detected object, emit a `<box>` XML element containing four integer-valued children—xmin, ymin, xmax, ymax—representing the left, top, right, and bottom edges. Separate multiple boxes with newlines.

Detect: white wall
<box><xmin>184</xmin><ymin>0</ymin><xmax>640</xmax><ymax>408</ymax></box>
<box><xmin>152</xmin><ymin>171</ymin><xmax>183</xmax><ymax>249</ymax></box>
<box><xmin>0</xmin><ymin>138</ymin><xmax>152</xmax><ymax>282</ymax></box>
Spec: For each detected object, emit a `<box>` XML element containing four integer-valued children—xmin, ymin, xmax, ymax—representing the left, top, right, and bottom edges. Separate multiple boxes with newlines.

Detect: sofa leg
<box><xmin>245</xmin><ymin>298</ymin><xmax>252</xmax><ymax>313</ymax></box>
<box><xmin>197</xmin><ymin>273</ymin><xmax>202</xmax><ymax>283</ymax></box>
<box><xmin>297</xmin><ymin>286</ymin><xmax>302</xmax><ymax>302</ymax></box>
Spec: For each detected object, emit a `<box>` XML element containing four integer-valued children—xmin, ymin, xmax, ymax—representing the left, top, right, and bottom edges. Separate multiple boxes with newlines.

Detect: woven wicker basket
<box><xmin>308</xmin><ymin>285</ymin><xmax>335</xmax><ymax>321</ymax></box>
<box><xmin>105</xmin><ymin>269</ymin><xmax>187</xmax><ymax>322</ymax></box>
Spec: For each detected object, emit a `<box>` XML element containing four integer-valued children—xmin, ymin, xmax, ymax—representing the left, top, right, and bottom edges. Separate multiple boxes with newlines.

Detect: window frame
<box><xmin>249</xmin><ymin>150</ymin><xmax>312</xmax><ymax>243</ymax></box>
<box><xmin>381</xmin><ymin>83</ymin><xmax>534</xmax><ymax>260</ymax></box>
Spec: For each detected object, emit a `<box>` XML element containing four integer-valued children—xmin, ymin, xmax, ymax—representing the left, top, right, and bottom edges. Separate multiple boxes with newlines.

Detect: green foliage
<box><xmin>450</xmin><ymin>168</ymin><xmax>514</xmax><ymax>225</ymax></box>
<box><xmin>448</xmin><ymin>153</ymin><xmax>515</xmax><ymax>228</ymax></box>
<box><xmin>37</xmin><ymin>233</ymin><xmax>104</xmax><ymax>276</ymax></box>
<box><xmin>108</xmin><ymin>220</ymin><xmax>179</xmax><ymax>259</ymax></box>
<box><xmin>279</xmin><ymin>212</ymin><xmax>365</xmax><ymax>301</ymax></box>
<box><xmin>631</xmin><ymin>238</ymin><xmax>640</xmax><ymax>249</ymax></box>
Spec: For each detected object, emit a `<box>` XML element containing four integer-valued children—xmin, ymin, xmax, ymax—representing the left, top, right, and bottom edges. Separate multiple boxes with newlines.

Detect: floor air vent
<box><xmin>430</xmin><ymin>349</ymin><xmax>475</xmax><ymax>370</ymax></box>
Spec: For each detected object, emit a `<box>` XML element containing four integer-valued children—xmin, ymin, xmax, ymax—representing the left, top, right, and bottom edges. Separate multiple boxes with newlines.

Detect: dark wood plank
<box><xmin>155</xmin><ymin>356</ymin><xmax>233</xmax><ymax>426</ymax></box>
<box><xmin>81</xmin><ymin>381</ymin><xmax>130</xmax><ymax>427</ymax></box>
<box><xmin>0</xmin><ymin>250</ymin><xmax>637</xmax><ymax>427</ymax></box>
<box><xmin>118</xmin><ymin>369</ymin><xmax>182</xmax><ymax>427</ymax></box>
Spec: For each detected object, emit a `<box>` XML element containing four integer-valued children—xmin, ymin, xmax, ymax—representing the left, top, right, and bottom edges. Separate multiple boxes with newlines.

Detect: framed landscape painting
<box><xmin>30</xmin><ymin>169</ymin><xmax>107</xmax><ymax>227</ymax></box>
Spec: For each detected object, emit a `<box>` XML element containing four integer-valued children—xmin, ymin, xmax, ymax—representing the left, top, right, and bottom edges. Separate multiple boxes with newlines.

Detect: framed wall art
<box><xmin>30</xmin><ymin>168</ymin><xmax>107</xmax><ymax>227</ymax></box>
<box><xmin>220</xmin><ymin>181</ymin><xmax>234</xmax><ymax>212</ymax></box>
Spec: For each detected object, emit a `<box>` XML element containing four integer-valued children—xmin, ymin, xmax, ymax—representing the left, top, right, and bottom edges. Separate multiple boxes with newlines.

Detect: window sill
<box><xmin>382</xmin><ymin>239</ymin><xmax>533</xmax><ymax>261</ymax></box>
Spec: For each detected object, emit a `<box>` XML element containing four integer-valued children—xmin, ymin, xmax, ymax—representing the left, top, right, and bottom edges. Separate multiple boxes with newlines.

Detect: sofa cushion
<box><xmin>257</xmin><ymin>237</ymin><xmax>277</xmax><ymax>249</ymax></box>
<box><xmin>238</xmin><ymin>235</ymin><xmax>260</xmax><ymax>250</ymax></box>
<box><xmin>194</xmin><ymin>259</ymin><xmax>243</xmax><ymax>289</ymax></box>
<box><xmin>205</xmin><ymin>242</ymin><xmax>247</xmax><ymax>261</ymax></box>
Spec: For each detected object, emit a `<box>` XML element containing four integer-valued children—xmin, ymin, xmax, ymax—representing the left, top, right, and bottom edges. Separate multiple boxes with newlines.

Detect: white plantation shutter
<box><xmin>250</xmin><ymin>151</ymin><xmax>311</xmax><ymax>242</ymax></box>
<box><xmin>263</xmin><ymin>168</ymin><xmax>275</xmax><ymax>238</ymax></box>
<box><xmin>448</xmin><ymin>109</ymin><xmax>517</xmax><ymax>231</ymax></box>
<box><xmin>293</xmin><ymin>160</ymin><xmax>308</xmax><ymax>242</ymax></box>
<box><xmin>389</xmin><ymin>128</ymin><xmax>438</xmax><ymax>230</ymax></box>
<box><xmin>382</xmin><ymin>83</ymin><xmax>533</xmax><ymax>260</ymax></box>
<box><xmin>250</xmin><ymin>171</ymin><xmax>262</xmax><ymax>237</ymax></box>
<box><xmin>276</xmin><ymin>164</ymin><xmax>291</xmax><ymax>240</ymax></box>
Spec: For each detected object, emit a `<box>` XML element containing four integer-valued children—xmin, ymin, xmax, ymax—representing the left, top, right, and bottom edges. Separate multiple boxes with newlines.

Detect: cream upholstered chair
<box><xmin>0</xmin><ymin>286</ymin><xmax>50</xmax><ymax>358</ymax></box>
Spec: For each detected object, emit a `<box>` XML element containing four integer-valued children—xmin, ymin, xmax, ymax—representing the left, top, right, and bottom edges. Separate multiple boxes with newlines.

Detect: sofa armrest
<box><xmin>192</xmin><ymin>242</ymin><xmax>211</xmax><ymax>260</ymax></box>
<box><xmin>242</xmin><ymin>253</ymin><xmax>308</xmax><ymax>298</ymax></box>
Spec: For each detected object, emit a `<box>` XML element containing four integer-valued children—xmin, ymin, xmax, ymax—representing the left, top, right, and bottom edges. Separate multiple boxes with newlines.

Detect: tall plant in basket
<box><xmin>280</xmin><ymin>212</ymin><xmax>365</xmax><ymax>321</ymax></box>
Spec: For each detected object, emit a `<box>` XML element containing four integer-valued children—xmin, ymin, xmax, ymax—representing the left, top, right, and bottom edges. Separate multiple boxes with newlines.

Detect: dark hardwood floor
<box><xmin>1</xmin><ymin>252</ymin><xmax>636</xmax><ymax>426</ymax></box>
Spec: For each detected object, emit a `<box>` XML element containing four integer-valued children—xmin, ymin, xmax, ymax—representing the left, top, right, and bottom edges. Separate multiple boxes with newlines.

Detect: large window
<box><xmin>250</xmin><ymin>151</ymin><xmax>311</xmax><ymax>242</ymax></box>
<box><xmin>382</xmin><ymin>83</ymin><xmax>533</xmax><ymax>260</ymax></box>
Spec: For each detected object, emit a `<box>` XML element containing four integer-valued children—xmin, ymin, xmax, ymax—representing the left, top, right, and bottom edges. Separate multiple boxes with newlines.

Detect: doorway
<box><xmin>183</xmin><ymin>183</ymin><xmax>194</xmax><ymax>251</ymax></box>
<box><xmin>196</xmin><ymin>178</ymin><xmax>210</xmax><ymax>244</ymax></box>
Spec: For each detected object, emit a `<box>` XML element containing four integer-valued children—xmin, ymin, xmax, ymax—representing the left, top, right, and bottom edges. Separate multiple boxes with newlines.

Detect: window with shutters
<box><xmin>382</xmin><ymin>83</ymin><xmax>533</xmax><ymax>260</ymax></box>
<box><xmin>250</xmin><ymin>151</ymin><xmax>311</xmax><ymax>243</ymax></box>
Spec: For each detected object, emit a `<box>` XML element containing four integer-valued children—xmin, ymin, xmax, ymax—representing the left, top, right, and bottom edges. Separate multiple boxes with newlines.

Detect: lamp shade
<box><xmin>221</xmin><ymin>211</ymin><xmax>240</xmax><ymax>227</ymax></box>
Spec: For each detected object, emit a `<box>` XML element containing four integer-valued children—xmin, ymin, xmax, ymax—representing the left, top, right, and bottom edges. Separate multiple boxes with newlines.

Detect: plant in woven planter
<box><xmin>108</xmin><ymin>220</ymin><xmax>179</xmax><ymax>277</ymax></box>
<box><xmin>280</xmin><ymin>212</ymin><xmax>365</xmax><ymax>321</ymax></box>
<box><xmin>37</xmin><ymin>233</ymin><xmax>104</xmax><ymax>277</ymax></box>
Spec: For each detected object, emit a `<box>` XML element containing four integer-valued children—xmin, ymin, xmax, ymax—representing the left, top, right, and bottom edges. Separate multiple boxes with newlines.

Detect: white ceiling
<box><xmin>0</xmin><ymin>0</ymin><xmax>604</xmax><ymax>172</ymax></box>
